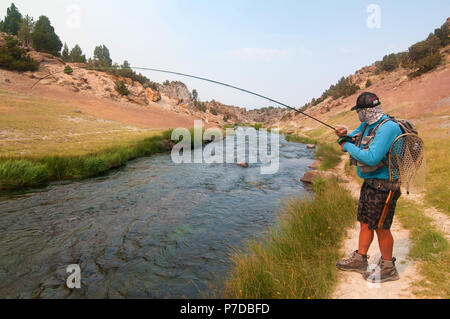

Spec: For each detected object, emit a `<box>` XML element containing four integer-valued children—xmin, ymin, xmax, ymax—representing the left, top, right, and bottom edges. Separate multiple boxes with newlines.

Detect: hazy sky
<box><xmin>1</xmin><ymin>0</ymin><xmax>449</xmax><ymax>109</ymax></box>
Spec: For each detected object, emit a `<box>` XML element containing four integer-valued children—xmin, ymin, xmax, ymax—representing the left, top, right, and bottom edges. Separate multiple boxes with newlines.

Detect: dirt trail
<box><xmin>331</xmin><ymin>156</ymin><xmax>420</xmax><ymax>299</ymax></box>
<box><xmin>407</xmin><ymin>193</ymin><xmax>450</xmax><ymax>241</ymax></box>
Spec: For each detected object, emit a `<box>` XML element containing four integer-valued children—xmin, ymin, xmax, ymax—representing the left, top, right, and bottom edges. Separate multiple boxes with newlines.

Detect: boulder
<box><xmin>237</xmin><ymin>162</ymin><xmax>249</xmax><ymax>168</ymax></box>
<box><xmin>306</xmin><ymin>144</ymin><xmax>316</xmax><ymax>149</ymax></box>
<box><xmin>27</xmin><ymin>51</ymin><xmax>44</xmax><ymax>63</ymax></box>
<box><xmin>308</xmin><ymin>159</ymin><xmax>322</xmax><ymax>170</ymax></box>
<box><xmin>300</xmin><ymin>170</ymin><xmax>339</xmax><ymax>184</ymax></box>
<box><xmin>157</xmin><ymin>140</ymin><xmax>175</xmax><ymax>151</ymax></box>
<box><xmin>145</xmin><ymin>87</ymin><xmax>161</xmax><ymax>102</ymax></box>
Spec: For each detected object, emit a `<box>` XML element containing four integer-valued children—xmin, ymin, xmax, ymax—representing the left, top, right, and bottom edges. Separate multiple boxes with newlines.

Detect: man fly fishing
<box><xmin>335</xmin><ymin>92</ymin><xmax>403</xmax><ymax>283</ymax></box>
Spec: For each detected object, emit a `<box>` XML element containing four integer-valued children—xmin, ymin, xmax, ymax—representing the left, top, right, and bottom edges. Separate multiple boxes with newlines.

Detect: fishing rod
<box><xmin>31</xmin><ymin>66</ymin><xmax>338</xmax><ymax>131</ymax></box>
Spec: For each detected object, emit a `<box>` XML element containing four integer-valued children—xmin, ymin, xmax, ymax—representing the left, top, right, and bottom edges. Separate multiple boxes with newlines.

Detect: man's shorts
<box><xmin>357</xmin><ymin>180</ymin><xmax>401</xmax><ymax>230</ymax></box>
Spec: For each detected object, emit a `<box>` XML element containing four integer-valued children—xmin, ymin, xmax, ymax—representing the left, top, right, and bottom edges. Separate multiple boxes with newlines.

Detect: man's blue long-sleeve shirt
<box><xmin>343</xmin><ymin>114</ymin><xmax>402</xmax><ymax>180</ymax></box>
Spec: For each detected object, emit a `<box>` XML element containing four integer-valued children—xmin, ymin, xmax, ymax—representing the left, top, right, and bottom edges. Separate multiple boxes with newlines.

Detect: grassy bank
<box><xmin>224</xmin><ymin>178</ymin><xmax>357</xmax><ymax>299</ymax></box>
<box><xmin>285</xmin><ymin>134</ymin><xmax>341</xmax><ymax>171</ymax></box>
<box><xmin>223</xmin><ymin>123</ymin><xmax>265</xmax><ymax>130</ymax></box>
<box><xmin>396</xmin><ymin>200</ymin><xmax>449</xmax><ymax>298</ymax></box>
<box><xmin>0</xmin><ymin>89</ymin><xmax>165</xmax><ymax>158</ymax></box>
<box><xmin>0</xmin><ymin>130</ymin><xmax>175</xmax><ymax>190</ymax></box>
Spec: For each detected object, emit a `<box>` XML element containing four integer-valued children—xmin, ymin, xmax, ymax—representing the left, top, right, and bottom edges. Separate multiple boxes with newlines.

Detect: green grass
<box><xmin>285</xmin><ymin>134</ymin><xmax>341</xmax><ymax>171</ymax></box>
<box><xmin>396</xmin><ymin>200</ymin><xmax>449</xmax><ymax>298</ymax></box>
<box><xmin>0</xmin><ymin>130</ymin><xmax>177</xmax><ymax>190</ymax></box>
<box><xmin>224</xmin><ymin>123</ymin><xmax>266</xmax><ymax>130</ymax></box>
<box><xmin>315</xmin><ymin>144</ymin><xmax>341</xmax><ymax>171</ymax></box>
<box><xmin>0</xmin><ymin>128</ymin><xmax>210</xmax><ymax>191</ymax></box>
<box><xmin>422</xmin><ymin>136</ymin><xmax>450</xmax><ymax>214</ymax></box>
<box><xmin>285</xmin><ymin>134</ymin><xmax>317</xmax><ymax>145</ymax></box>
<box><xmin>224</xmin><ymin>177</ymin><xmax>357</xmax><ymax>299</ymax></box>
<box><xmin>0</xmin><ymin>160</ymin><xmax>49</xmax><ymax>189</ymax></box>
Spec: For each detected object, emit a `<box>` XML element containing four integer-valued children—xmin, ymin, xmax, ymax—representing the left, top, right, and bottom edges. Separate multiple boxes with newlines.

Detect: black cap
<box><xmin>351</xmin><ymin>92</ymin><xmax>381</xmax><ymax>111</ymax></box>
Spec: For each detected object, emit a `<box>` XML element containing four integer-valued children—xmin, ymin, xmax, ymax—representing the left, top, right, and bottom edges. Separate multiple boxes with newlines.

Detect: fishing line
<box><xmin>31</xmin><ymin>66</ymin><xmax>337</xmax><ymax>131</ymax></box>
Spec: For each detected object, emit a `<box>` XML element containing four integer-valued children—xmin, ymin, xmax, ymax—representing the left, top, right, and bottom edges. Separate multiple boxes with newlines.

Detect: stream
<box><xmin>0</xmin><ymin>130</ymin><xmax>314</xmax><ymax>298</ymax></box>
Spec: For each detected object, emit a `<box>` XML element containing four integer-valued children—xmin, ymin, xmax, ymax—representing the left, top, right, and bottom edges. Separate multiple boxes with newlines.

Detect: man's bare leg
<box><xmin>375</xmin><ymin>228</ymin><xmax>393</xmax><ymax>260</ymax></box>
<box><xmin>358</xmin><ymin>222</ymin><xmax>374</xmax><ymax>255</ymax></box>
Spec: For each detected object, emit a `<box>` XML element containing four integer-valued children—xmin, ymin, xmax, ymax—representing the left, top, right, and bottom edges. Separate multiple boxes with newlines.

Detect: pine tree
<box><xmin>31</xmin><ymin>16</ymin><xmax>62</xmax><ymax>56</ymax></box>
<box><xmin>191</xmin><ymin>89</ymin><xmax>198</xmax><ymax>102</ymax></box>
<box><xmin>121</xmin><ymin>60</ymin><xmax>130</xmax><ymax>68</ymax></box>
<box><xmin>93</xmin><ymin>45</ymin><xmax>112</xmax><ymax>67</ymax></box>
<box><xmin>62</xmin><ymin>43</ymin><xmax>70</xmax><ymax>61</ymax></box>
<box><xmin>69</xmin><ymin>44</ymin><xmax>86</xmax><ymax>63</ymax></box>
<box><xmin>1</xmin><ymin>3</ymin><xmax>22</xmax><ymax>35</ymax></box>
<box><xmin>17</xmin><ymin>14</ymin><xmax>34</xmax><ymax>47</ymax></box>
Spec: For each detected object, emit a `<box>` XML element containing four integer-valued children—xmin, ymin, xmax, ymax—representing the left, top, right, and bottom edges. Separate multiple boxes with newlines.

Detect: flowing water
<box><xmin>0</xmin><ymin>131</ymin><xmax>314</xmax><ymax>298</ymax></box>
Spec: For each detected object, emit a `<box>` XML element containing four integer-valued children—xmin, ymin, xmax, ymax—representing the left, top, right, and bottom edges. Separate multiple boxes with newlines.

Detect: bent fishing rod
<box><xmin>31</xmin><ymin>66</ymin><xmax>337</xmax><ymax>131</ymax></box>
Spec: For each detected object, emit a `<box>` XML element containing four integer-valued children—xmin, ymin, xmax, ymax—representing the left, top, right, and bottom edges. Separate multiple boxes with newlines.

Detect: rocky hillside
<box><xmin>270</xmin><ymin>43</ymin><xmax>450</xmax><ymax>133</ymax></box>
<box><xmin>1</xmin><ymin>17</ymin><xmax>448</xmax><ymax>131</ymax></box>
<box><xmin>1</xmin><ymin>31</ymin><xmax>283</xmax><ymax>127</ymax></box>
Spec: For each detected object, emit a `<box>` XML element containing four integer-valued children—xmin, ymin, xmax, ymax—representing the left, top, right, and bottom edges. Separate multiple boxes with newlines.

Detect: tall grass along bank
<box><xmin>224</xmin><ymin>178</ymin><xmax>357</xmax><ymax>299</ymax></box>
<box><xmin>0</xmin><ymin>130</ymin><xmax>177</xmax><ymax>191</ymax></box>
<box><xmin>396</xmin><ymin>200</ymin><xmax>449</xmax><ymax>298</ymax></box>
<box><xmin>285</xmin><ymin>134</ymin><xmax>341</xmax><ymax>171</ymax></box>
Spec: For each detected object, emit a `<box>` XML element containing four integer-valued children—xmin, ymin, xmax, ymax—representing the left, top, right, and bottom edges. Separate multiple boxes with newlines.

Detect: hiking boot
<box><xmin>363</xmin><ymin>257</ymin><xmax>400</xmax><ymax>283</ymax></box>
<box><xmin>336</xmin><ymin>250</ymin><xmax>369</xmax><ymax>274</ymax></box>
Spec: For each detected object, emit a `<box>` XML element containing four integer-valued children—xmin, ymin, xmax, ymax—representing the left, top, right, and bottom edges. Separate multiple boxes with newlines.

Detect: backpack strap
<box><xmin>370</xmin><ymin>118</ymin><xmax>392</xmax><ymax>137</ymax></box>
<box><xmin>354</xmin><ymin>123</ymin><xmax>369</xmax><ymax>148</ymax></box>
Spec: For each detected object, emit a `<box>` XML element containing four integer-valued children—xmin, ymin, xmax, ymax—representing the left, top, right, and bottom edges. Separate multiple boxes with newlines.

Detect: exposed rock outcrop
<box><xmin>145</xmin><ymin>87</ymin><xmax>161</xmax><ymax>102</ymax></box>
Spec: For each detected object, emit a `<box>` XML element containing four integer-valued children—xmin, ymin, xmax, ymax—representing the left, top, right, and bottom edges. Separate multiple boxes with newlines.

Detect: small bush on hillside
<box><xmin>375</xmin><ymin>53</ymin><xmax>400</xmax><ymax>73</ymax></box>
<box><xmin>325</xmin><ymin>76</ymin><xmax>360</xmax><ymax>100</ymax></box>
<box><xmin>365</xmin><ymin>79</ymin><xmax>372</xmax><ymax>88</ymax></box>
<box><xmin>434</xmin><ymin>21</ymin><xmax>450</xmax><ymax>47</ymax></box>
<box><xmin>408</xmin><ymin>51</ymin><xmax>442</xmax><ymax>78</ymax></box>
<box><xmin>115</xmin><ymin>80</ymin><xmax>129</xmax><ymax>96</ymax></box>
<box><xmin>0</xmin><ymin>36</ymin><xmax>39</xmax><ymax>71</ymax></box>
<box><xmin>145</xmin><ymin>81</ymin><xmax>159</xmax><ymax>91</ymax></box>
<box><xmin>108</xmin><ymin>67</ymin><xmax>149</xmax><ymax>86</ymax></box>
<box><xmin>210</xmin><ymin>107</ymin><xmax>218</xmax><ymax>115</ymax></box>
<box><xmin>64</xmin><ymin>65</ymin><xmax>73</xmax><ymax>74</ymax></box>
<box><xmin>195</xmin><ymin>101</ymin><xmax>206</xmax><ymax>112</ymax></box>
<box><xmin>407</xmin><ymin>33</ymin><xmax>443</xmax><ymax>78</ymax></box>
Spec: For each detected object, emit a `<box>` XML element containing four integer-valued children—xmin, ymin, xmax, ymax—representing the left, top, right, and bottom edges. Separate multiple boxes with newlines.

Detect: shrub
<box><xmin>375</xmin><ymin>53</ymin><xmax>399</xmax><ymax>73</ymax></box>
<box><xmin>408</xmin><ymin>34</ymin><xmax>441</xmax><ymax>63</ymax></box>
<box><xmin>365</xmin><ymin>79</ymin><xmax>372</xmax><ymax>88</ymax></box>
<box><xmin>195</xmin><ymin>101</ymin><xmax>206</xmax><ymax>112</ymax></box>
<box><xmin>114</xmin><ymin>80</ymin><xmax>129</xmax><ymax>96</ymax></box>
<box><xmin>0</xmin><ymin>36</ymin><xmax>39</xmax><ymax>71</ymax></box>
<box><xmin>145</xmin><ymin>81</ymin><xmax>159</xmax><ymax>91</ymax></box>
<box><xmin>434</xmin><ymin>21</ymin><xmax>450</xmax><ymax>47</ymax></box>
<box><xmin>325</xmin><ymin>76</ymin><xmax>360</xmax><ymax>100</ymax></box>
<box><xmin>408</xmin><ymin>51</ymin><xmax>442</xmax><ymax>78</ymax></box>
<box><xmin>64</xmin><ymin>65</ymin><xmax>73</xmax><ymax>74</ymax></box>
<box><xmin>107</xmin><ymin>67</ymin><xmax>150</xmax><ymax>86</ymax></box>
